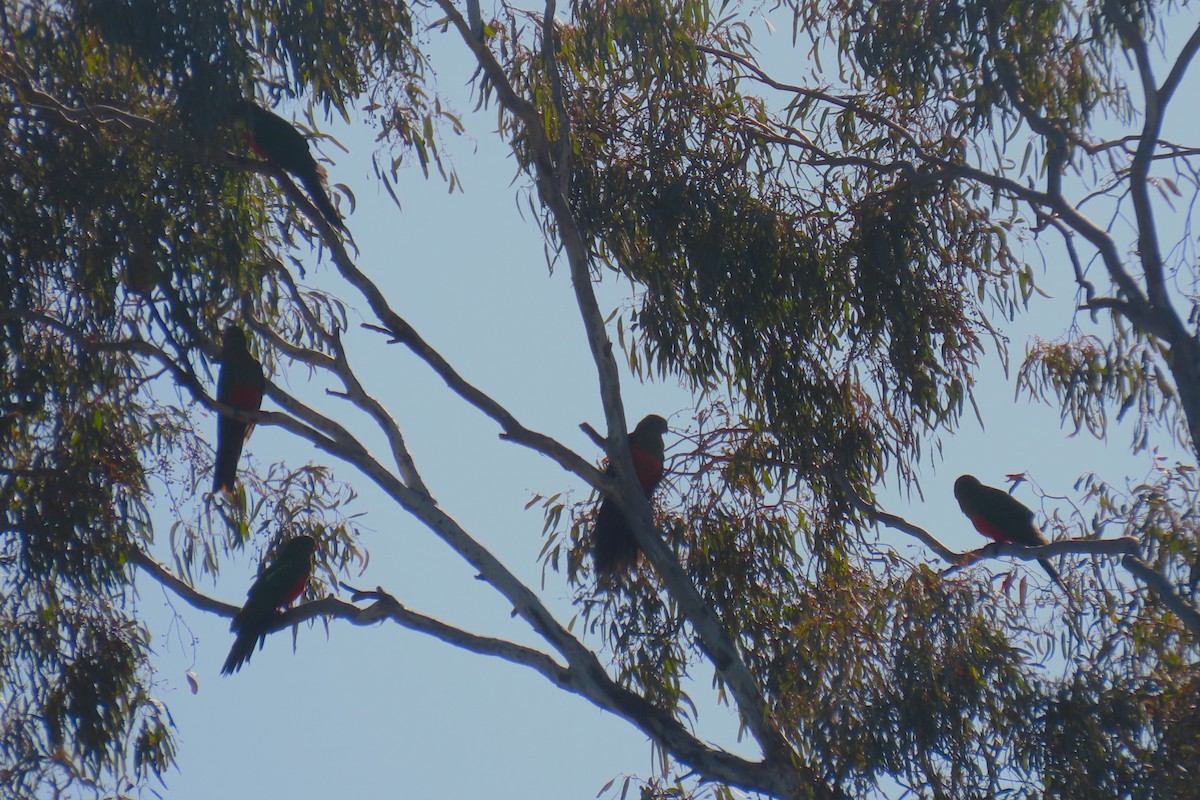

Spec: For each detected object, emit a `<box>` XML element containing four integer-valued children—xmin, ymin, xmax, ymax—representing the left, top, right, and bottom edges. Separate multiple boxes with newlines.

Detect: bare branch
<box><xmin>329</xmin><ymin>334</ymin><xmax>431</xmax><ymax>496</ymax></box>
<box><xmin>1121</xmin><ymin>555</ymin><xmax>1200</xmax><ymax>639</ymax></box>
<box><xmin>1158</xmin><ymin>23</ymin><xmax>1200</xmax><ymax>110</ymax></box>
<box><xmin>247</xmin><ymin>316</ymin><xmax>336</xmax><ymax>371</ymax></box>
<box><xmin>578</xmin><ymin>422</ymin><xmax>606</xmax><ymax>449</ymax></box>
<box><xmin>330</xmin><ymin>584</ymin><xmax>810</xmax><ymax>797</ymax></box>
<box><xmin>960</xmin><ymin>536</ymin><xmax>1141</xmax><ymax>565</ymax></box>
<box><xmin>251</xmin><ymin>259</ymin><xmax>430</xmax><ymax>494</ymax></box>
<box><xmin>1080</xmin><ymin>296</ymin><xmax>1133</xmax><ymax>315</ymax></box>
<box><xmin>1100</xmin><ymin>0</ymin><xmax>1177</xmax><ymax>319</ymax></box>
<box><xmin>129</xmin><ymin>550</ymin><xmax>239</xmax><ymax>617</ymax></box>
<box><xmin>833</xmin><ymin>469</ymin><xmax>1141</xmax><ymax>572</ymax></box>
<box><xmin>436</xmin><ymin>1</ymin><xmax>813</xmax><ymax>785</ymax></box>
<box><xmin>464</xmin><ymin>0</ymin><xmax>484</xmax><ymax>39</ymax></box>
<box><xmin>1084</xmin><ymin>135</ymin><xmax>1200</xmax><ymax>161</ymax></box>
<box><xmin>833</xmin><ymin>474</ymin><xmax>963</xmax><ymax>564</ymax></box>
<box><xmin>136</xmin><ymin>546</ymin><xmax>818</xmax><ymax>799</ymax></box>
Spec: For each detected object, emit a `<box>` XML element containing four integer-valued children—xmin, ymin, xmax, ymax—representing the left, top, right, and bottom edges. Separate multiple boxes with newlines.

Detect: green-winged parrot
<box><xmin>221</xmin><ymin>535</ymin><xmax>317</xmax><ymax>675</ymax></box>
<box><xmin>592</xmin><ymin>414</ymin><xmax>669</xmax><ymax>578</ymax></box>
<box><xmin>240</xmin><ymin>101</ymin><xmax>346</xmax><ymax>233</ymax></box>
<box><xmin>212</xmin><ymin>325</ymin><xmax>265</xmax><ymax>494</ymax></box>
<box><xmin>954</xmin><ymin>474</ymin><xmax>1069</xmax><ymax>593</ymax></box>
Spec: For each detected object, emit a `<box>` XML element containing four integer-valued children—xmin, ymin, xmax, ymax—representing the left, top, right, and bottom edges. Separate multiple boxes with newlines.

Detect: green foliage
<box><xmin>1</xmin><ymin>0</ymin><xmax>433</xmax><ymax>793</ymax></box>
<box><xmin>549</xmin><ymin>411</ymin><xmax>1100</xmax><ymax>797</ymax></box>
<box><xmin>4</xmin><ymin>0</ymin><xmax>1200</xmax><ymax>796</ymax></box>
<box><xmin>494</xmin><ymin>0</ymin><xmax>1033</xmax><ymax>515</ymax></box>
<box><xmin>1019</xmin><ymin>333</ymin><xmax>1177</xmax><ymax>451</ymax></box>
<box><xmin>523</xmin><ymin>0</ymin><xmax>1200</xmax><ymax>790</ymax></box>
<box><xmin>0</xmin><ymin>599</ymin><xmax>160</xmax><ymax>796</ymax></box>
<box><xmin>844</xmin><ymin>0</ymin><xmax>1104</xmax><ymax>131</ymax></box>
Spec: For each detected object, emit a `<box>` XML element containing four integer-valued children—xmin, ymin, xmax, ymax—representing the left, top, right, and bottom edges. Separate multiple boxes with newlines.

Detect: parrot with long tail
<box><xmin>240</xmin><ymin>101</ymin><xmax>347</xmax><ymax>233</ymax></box>
<box><xmin>592</xmin><ymin>414</ymin><xmax>669</xmax><ymax>579</ymax></box>
<box><xmin>221</xmin><ymin>535</ymin><xmax>317</xmax><ymax>675</ymax></box>
<box><xmin>954</xmin><ymin>474</ymin><xmax>1073</xmax><ymax>598</ymax></box>
<box><xmin>212</xmin><ymin>325</ymin><xmax>265</xmax><ymax>494</ymax></box>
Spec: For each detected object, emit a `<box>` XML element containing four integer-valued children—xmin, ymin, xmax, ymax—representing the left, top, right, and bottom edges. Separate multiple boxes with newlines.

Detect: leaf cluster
<box><xmin>0</xmin><ymin>0</ymin><xmax>437</xmax><ymax>793</ymax></box>
<box><xmin>839</xmin><ymin>0</ymin><xmax>1107</xmax><ymax>135</ymax></box>
<box><xmin>502</xmin><ymin>0</ymin><xmax>1031</xmax><ymax>505</ymax></box>
<box><xmin>549</xmin><ymin>410</ymin><xmax>1186</xmax><ymax>797</ymax></box>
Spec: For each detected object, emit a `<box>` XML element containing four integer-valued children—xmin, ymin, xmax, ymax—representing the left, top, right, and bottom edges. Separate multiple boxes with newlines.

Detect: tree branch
<box><xmin>1158</xmin><ymin>23</ymin><xmax>1200</xmax><ymax>110</ymax></box>
<box><xmin>955</xmin><ymin>536</ymin><xmax>1141</xmax><ymax>567</ymax></box>
<box><xmin>985</xmin><ymin>33</ymin><xmax>1067</xmax><ymax>199</ymax></box>
<box><xmin>252</xmin><ymin>259</ymin><xmax>431</xmax><ymax>495</ymax></box>
<box><xmin>697</xmin><ymin>38</ymin><xmax>1187</xmax><ymax>359</ymax></box>
<box><xmin>698</xmin><ymin>44</ymin><xmax>928</xmax><ymax>158</ymax></box>
<box><xmin>132</xmin><ymin>549</ymin><xmax>819</xmax><ymax>798</ymax></box>
<box><xmin>1105</xmin><ymin>0</ymin><xmax>1170</xmax><ymax>311</ymax></box>
<box><xmin>436</xmin><ymin>3</ymin><xmax>817</xmax><ymax>790</ymax></box>
<box><xmin>832</xmin><ymin>474</ymin><xmax>962</xmax><ymax>564</ymax></box>
<box><xmin>129</xmin><ymin>550</ymin><xmax>239</xmax><ymax>617</ymax></box>
<box><xmin>10</xmin><ymin>248</ymin><xmax>744</xmax><ymax>793</ymax></box>
<box><xmin>1121</xmin><ymin>555</ymin><xmax>1200</xmax><ymax>639</ymax></box>
<box><xmin>831</xmin><ymin>469</ymin><xmax>1142</xmax><ymax>573</ymax></box>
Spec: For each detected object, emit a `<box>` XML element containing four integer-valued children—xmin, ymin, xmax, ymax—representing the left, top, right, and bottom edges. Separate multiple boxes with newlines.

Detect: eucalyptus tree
<box><xmin>2</xmin><ymin>0</ymin><xmax>1199</xmax><ymax>797</ymax></box>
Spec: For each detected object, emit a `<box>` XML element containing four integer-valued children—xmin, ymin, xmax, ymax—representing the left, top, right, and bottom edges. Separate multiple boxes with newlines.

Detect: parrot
<box><xmin>954</xmin><ymin>474</ymin><xmax>1070</xmax><ymax>596</ymax></box>
<box><xmin>592</xmin><ymin>414</ymin><xmax>669</xmax><ymax>579</ymax></box>
<box><xmin>221</xmin><ymin>535</ymin><xmax>317</xmax><ymax>675</ymax></box>
<box><xmin>240</xmin><ymin>101</ymin><xmax>346</xmax><ymax>233</ymax></box>
<box><xmin>212</xmin><ymin>325</ymin><xmax>265</xmax><ymax>494</ymax></box>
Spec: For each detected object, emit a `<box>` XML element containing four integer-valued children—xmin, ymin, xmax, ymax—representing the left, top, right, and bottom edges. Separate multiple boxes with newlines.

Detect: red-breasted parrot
<box><xmin>221</xmin><ymin>535</ymin><xmax>317</xmax><ymax>675</ymax></box>
<box><xmin>592</xmin><ymin>414</ymin><xmax>669</xmax><ymax>578</ymax></box>
<box><xmin>953</xmin><ymin>474</ymin><xmax>1068</xmax><ymax>593</ymax></box>
<box><xmin>212</xmin><ymin>325</ymin><xmax>265</xmax><ymax>494</ymax></box>
<box><xmin>240</xmin><ymin>101</ymin><xmax>346</xmax><ymax>233</ymax></box>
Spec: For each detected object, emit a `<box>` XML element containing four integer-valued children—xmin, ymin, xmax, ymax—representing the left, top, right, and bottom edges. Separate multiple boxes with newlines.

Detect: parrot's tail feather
<box><xmin>220</xmin><ymin>630</ymin><xmax>259</xmax><ymax>675</ymax></box>
<box><xmin>592</xmin><ymin>499</ymin><xmax>640</xmax><ymax>580</ymax></box>
<box><xmin>213</xmin><ymin>418</ymin><xmax>247</xmax><ymax>494</ymax></box>
<box><xmin>300</xmin><ymin>173</ymin><xmax>346</xmax><ymax>232</ymax></box>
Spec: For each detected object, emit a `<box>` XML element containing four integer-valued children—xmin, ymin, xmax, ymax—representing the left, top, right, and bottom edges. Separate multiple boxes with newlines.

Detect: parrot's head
<box><xmin>221</xmin><ymin>324</ymin><xmax>248</xmax><ymax>356</ymax></box>
<box><xmin>633</xmin><ymin>414</ymin><xmax>669</xmax><ymax>439</ymax></box>
<box><xmin>953</xmin><ymin>474</ymin><xmax>982</xmax><ymax>500</ymax></box>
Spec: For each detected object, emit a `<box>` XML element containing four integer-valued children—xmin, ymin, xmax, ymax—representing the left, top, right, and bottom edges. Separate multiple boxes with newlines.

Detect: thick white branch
<box><xmin>133</xmin><ymin>553</ymin><xmax>812</xmax><ymax>798</ymax></box>
<box><xmin>432</xmin><ymin>3</ymin><xmax>818</xmax><ymax>793</ymax></box>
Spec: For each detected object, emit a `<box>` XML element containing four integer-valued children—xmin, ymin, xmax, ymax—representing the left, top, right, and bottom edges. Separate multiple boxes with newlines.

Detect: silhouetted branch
<box><xmin>129</xmin><ymin>550</ymin><xmax>239</xmax><ymax>617</ymax></box>
<box><xmin>946</xmin><ymin>537</ymin><xmax>1141</xmax><ymax>575</ymax></box>
<box><xmin>827</xmin><ymin>472</ymin><xmax>961</xmax><ymax>564</ymax></box>
<box><xmin>133</xmin><ymin>551</ymin><xmax>818</xmax><ymax>799</ymax></box>
<box><xmin>1121</xmin><ymin>555</ymin><xmax>1200</xmax><ymax>639</ymax></box>
<box><xmin>438</xmin><ymin>3</ymin><xmax>817</xmax><ymax>791</ymax></box>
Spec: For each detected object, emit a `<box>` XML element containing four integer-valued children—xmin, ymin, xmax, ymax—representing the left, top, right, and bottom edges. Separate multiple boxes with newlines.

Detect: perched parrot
<box><xmin>953</xmin><ymin>474</ymin><xmax>1069</xmax><ymax>594</ymax></box>
<box><xmin>592</xmin><ymin>414</ymin><xmax>669</xmax><ymax>579</ymax></box>
<box><xmin>212</xmin><ymin>325</ymin><xmax>265</xmax><ymax>494</ymax></box>
<box><xmin>221</xmin><ymin>535</ymin><xmax>317</xmax><ymax>675</ymax></box>
<box><xmin>240</xmin><ymin>101</ymin><xmax>346</xmax><ymax>233</ymax></box>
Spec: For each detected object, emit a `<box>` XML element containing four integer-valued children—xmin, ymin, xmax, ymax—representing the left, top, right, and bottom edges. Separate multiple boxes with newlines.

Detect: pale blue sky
<box><xmin>132</xmin><ymin>8</ymin><xmax>1197</xmax><ymax>798</ymax></box>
